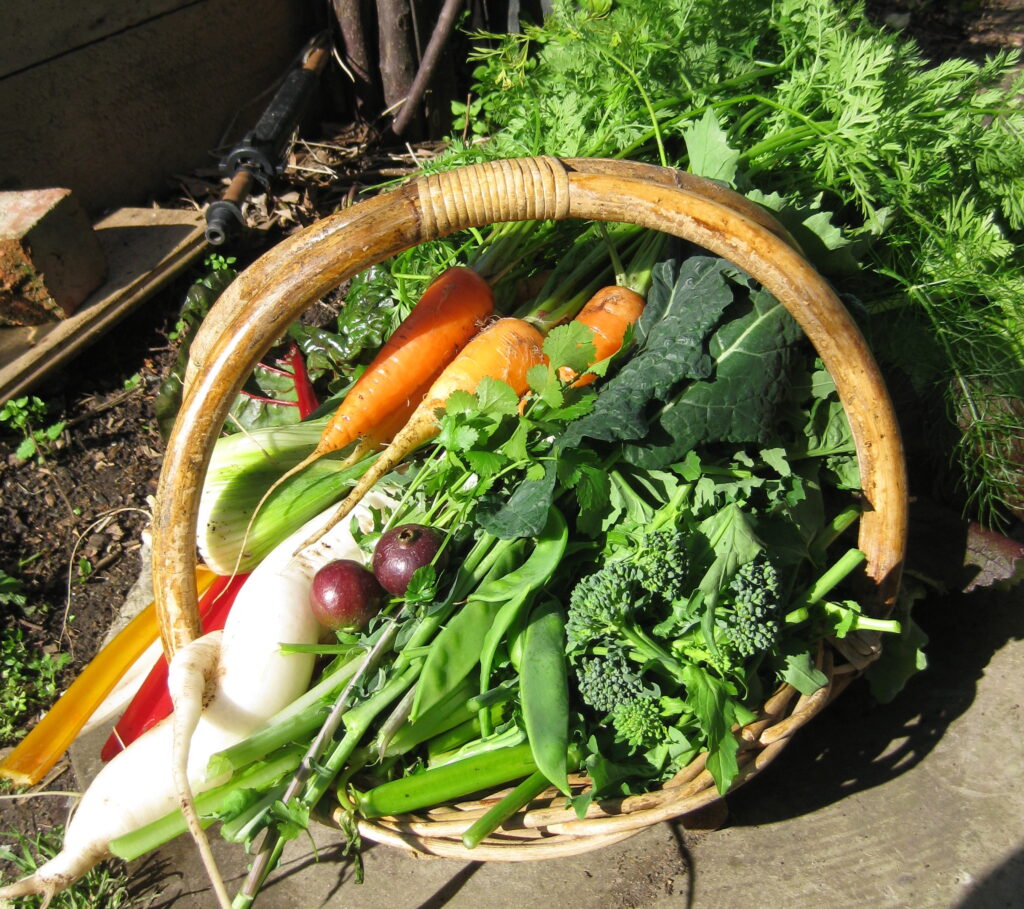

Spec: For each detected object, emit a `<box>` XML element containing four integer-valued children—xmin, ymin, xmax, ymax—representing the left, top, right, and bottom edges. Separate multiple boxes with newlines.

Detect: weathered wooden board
<box><xmin>3</xmin><ymin>0</ymin><xmax>186</xmax><ymax>78</ymax></box>
<box><xmin>0</xmin><ymin>208</ymin><xmax>205</xmax><ymax>402</ymax></box>
<box><xmin>0</xmin><ymin>0</ymin><xmax>311</xmax><ymax>214</ymax></box>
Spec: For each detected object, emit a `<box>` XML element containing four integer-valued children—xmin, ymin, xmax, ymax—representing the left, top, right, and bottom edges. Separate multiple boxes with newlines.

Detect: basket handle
<box><xmin>152</xmin><ymin>156</ymin><xmax>906</xmax><ymax>658</ymax></box>
<box><xmin>182</xmin><ymin>159</ymin><xmax>799</xmax><ymax>393</ymax></box>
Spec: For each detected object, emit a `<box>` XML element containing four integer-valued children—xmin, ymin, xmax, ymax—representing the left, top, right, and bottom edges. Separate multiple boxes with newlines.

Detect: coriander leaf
<box><xmin>270</xmin><ymin>798</ymin><xmax>311</xmax><ymax>843</ymax></box>
<box><xmin>464</xmin><ymin>449</ymin><xmax>506</xmax><ymax>478</ymax></box>
<box><xmin>474</xmin><ymin>377</ymin><xmax>522</xmax><ymax>417</ymax></box>
<box><xmin>444</xmin><ymin>390</ymin><xmax>480</xmax><ymax>417</ymax></box>
<box><xmin>527</xmin><ymin>363</ymin><xmax>562</xmax><ymax>409</ymax></box>
<box><xmin>402</xmin><ymin>564</ymin><xmax>438</xmax><ymax>609</ymax></box>
<box><xmin>545</xmin><ymin>395</ymin><xmax>597</xmax><ymax>422</ymax></box>
<box><xmin>501</xmin><ymin>421</ymin><xmax>530</xmax><ymax>463</ymax></box>
<box><xmin>436</xmin><ymin>419</ymin><xmax>479</xmax><ymax>453</ymax></box>
<box><xmin>527</xmin><ymin>364</ymin><xmax>549</xmax><ymax>396</ymax></box>
<box><xmin>543</xmin><ymin>321</ymin><xmax>598</xmax><ymax>375</ymax></box>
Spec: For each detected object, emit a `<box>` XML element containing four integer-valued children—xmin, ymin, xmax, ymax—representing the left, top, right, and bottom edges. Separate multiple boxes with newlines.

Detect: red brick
<box><xmin>0</xmin><ymin>188</ymin><xmax>107</xmax><ymax>326</ymax></box>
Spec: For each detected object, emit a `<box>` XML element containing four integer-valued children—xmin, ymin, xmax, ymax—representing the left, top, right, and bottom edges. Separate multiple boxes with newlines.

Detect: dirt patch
<box><xmin>0</xmin><ymin>284</ymin><xmax>185</xmax><ymax>847</ymax></box>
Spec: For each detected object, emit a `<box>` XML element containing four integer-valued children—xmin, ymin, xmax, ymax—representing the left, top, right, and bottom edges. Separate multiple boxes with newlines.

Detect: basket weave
<box><xmin>151</xmin><ymin>156</ymin><xmax>908</xmax><ymax>860</ymax></box>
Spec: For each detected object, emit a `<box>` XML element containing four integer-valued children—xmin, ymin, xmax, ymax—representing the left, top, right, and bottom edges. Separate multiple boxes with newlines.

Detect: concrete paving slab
<box><xmin>74</xmin><ymin>582</ymin><xmax>1023</xmax><ymax>908</ymax></box>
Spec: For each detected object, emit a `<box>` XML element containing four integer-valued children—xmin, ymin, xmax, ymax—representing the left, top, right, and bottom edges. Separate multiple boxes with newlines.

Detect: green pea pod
<box><xmin>409</xmin><ymin>540</ymin><xmax>527</xmax><ymax>722</ymax></box>
<box><xmin>354</xmin><ymin>743</ymin><xmax>537</xmax><ymax>818</ymax></box>
<box><xmin>414</xmin><ymin>513</ymin><xmax>567</xmax><ymax>722</ymax></box>
<box><xmin>520</xmin><ymin>597</ymin><xmax>570</xmax><ymax>795</ymax></box>
<box><xmin>479</xmin><ymin>507</ymin><xmax>568</xmax><ymax>694</ymax></box>
<box><xmin>412</xmin><ymin>598</ymin><xmax>500</xmax><ymax>722</ymax></box>
<box><xmin>470</xmin><ymin>514</ymin><xmax>564</xmax><ymax>603</ymax></box>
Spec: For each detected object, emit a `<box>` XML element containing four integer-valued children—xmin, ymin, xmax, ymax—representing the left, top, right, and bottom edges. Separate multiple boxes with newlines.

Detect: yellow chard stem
<box><xmin>0</xmin><ymin>567</ymin><xmax>217</xmax><ymax>786</ymax></box>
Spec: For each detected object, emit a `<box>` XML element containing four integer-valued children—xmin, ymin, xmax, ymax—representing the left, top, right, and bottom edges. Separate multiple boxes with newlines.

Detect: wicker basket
<box><xmin>151</xmin><ymin>156</ymin><xmax>908</xmax><ymax>861</ymax></box>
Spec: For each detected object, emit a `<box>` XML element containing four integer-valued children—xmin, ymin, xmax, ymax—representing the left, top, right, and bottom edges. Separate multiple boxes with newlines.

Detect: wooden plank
<box><xmin>3</xmin><ymin>0</ymin><xmax>187</xmax><ymax>78</ymax></box>
<box><xmin>0</xmin><ymin>208</ymin><xmax>206</xmax><ymax>402</ymax></box>
<box><xmin>0</xmin><ymin>0</ymin><xmax>310</xmax><ymax>214</ymax></box>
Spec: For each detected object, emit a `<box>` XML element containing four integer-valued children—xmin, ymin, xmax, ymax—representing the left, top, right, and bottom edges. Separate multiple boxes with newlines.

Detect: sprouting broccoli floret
<box><xmin>575</xmin><ymin>649</ymin><xmax>645</xmax><ymax>714</ymax></box>
<box><xmin>611</xmin><ymin>695</ymin><xmax>665</xmax><ymax>750</ymax></box>
<box><xmin>566</xmin><ymin>560</ymin><xmax>636</xmax><ymax>646</ymax></box>
<box><xmin>566</xmin><ymin>561</ymin><xmax>685</xmax><ymax>679</ymax></box>
<box><xmin>573</xmin><ymin>650</ymin><xmax>666</xmax><ymax>751</ymax></box>
<box><xmin>628</xmin><ymin>529</ymin><xmax>689</xmax><ymax>602</ymax></box>
<box><xmin>721</xmin><ymin>553</ymin><xmax>782</xmax><ymax>659</ymax></box>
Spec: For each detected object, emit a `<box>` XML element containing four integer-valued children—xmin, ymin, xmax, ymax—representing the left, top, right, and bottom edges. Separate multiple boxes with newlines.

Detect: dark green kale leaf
<box><xmin>626</xmin><ymin>285</ymin><xmax>804</xmax><ymax>468</ymax></box>
<box><xmin>557</xmin><ymin>256</ymin><xmax>738</xmax><ymax>449</ymax></box>
<box><xmin>556</xmin><ymin>256</ymin><xmax>803</xmax><ymax>470</ymax></box>
<box><xmin>475</xmin><ymin>462</ymin><xmax>558</xmax><ymax>540</ymax></box>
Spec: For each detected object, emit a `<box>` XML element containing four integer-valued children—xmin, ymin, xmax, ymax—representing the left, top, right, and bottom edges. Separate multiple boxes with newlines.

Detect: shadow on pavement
<box><xmin>955</xmin><ymin>841</ymin><xmax>1024</xmax><ymax>909</ymax></box>
<box><xmin>724</xmin><ymin>582</ymin><xmax>1023</xmax><ymax>826</ymax></box>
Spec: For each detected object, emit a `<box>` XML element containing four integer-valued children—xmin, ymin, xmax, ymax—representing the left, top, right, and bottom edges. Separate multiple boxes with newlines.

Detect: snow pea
<box><xmin>519</xmin><ymin>597</ymin><xmax>570</xmax><ymax>795</ymax></box>
<box><xmin>413</xmin><ymin>509</ymin><xmax>567</xmax><ymax>721</ymax></box>
<box><xmin>479</xmin><ymin>507</ymin><xmax>567</xmax><ymax>695</ymax></box>
<box><xmin>409</xmin><ymin>539</ymin><xmax>526</xmax><ymax>721</ymax></box>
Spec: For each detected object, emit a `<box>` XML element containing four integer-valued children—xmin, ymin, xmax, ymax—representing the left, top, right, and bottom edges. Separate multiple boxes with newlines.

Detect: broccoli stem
<box><xmin>782</xmin><ymin>549</ymin><xmax>902</xmax><ymax>636</ymax></box>
<box><xmin>821</xmin><ymin>601</ymin><xmax>902</xmax><ymax>635</ymax></box>
<box><xmin>794</xmin><ymin>547</ymin><xmax>866</xmax><ymax>607</ymax></box>
<box><xmin>620</xmin><ymin>625</ymin><xmax>687</xmax><ymax>682</ymax></box>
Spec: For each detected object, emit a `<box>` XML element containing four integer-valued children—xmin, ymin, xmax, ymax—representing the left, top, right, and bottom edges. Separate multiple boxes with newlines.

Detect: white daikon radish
<box><xmin>0</xmin><ymin>493</ymin><xmax>393</xmax><ymax>903</ymax></box>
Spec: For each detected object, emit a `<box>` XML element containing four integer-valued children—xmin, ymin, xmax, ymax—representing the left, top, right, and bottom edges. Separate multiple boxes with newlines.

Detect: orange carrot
<box><xmin>317</xmin><ymin>266</ymin><xmax>494</xmax><ymax>456</ymax></box>
<box><xmin>237</xmin><ymin>267</ymin><xmax>494</xmax><ymax>563</ymax></box>
<box><xmin>298</xmin><ymin>317</ymin><xmax>546</xmax><ymax>550</ymax></box>
<box><xmin>558</xmin><ymin>285</ymin><xmax>646</xmax><ymax>387</ymax></box>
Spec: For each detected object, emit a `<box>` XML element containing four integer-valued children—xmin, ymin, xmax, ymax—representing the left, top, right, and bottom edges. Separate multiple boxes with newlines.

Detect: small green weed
<box><xmin>75</xmin><ymin>557</ymin><xmax>93</xmax><ymax>584</ymax></box>
<box><xmin>0</xmin><ymin>570</ymin><xmax>27</xmax><ymax>609</ymax></box>
<box><xmin>0</xmin><ymin>627</ymin><xmax>69</xmax><ymax>743</ymax></box>
<box><xmin>0</xmin><ymin>826</ymin><xmax>136</xmax><ymax>908</ymax></box>
<box><xmin>0</xmin><ymin>396</ymin><xmax>66</xmax><ymax>462</ymax></box>
<box><xmin>167</xmin><ymin>254</ymin><xmax>237</xmax><ymax>342</ymax></box>
<box><xmin>205</xmin><ymin>252</ymin><xmax>236</xmax><ymax>272</ymax></box>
